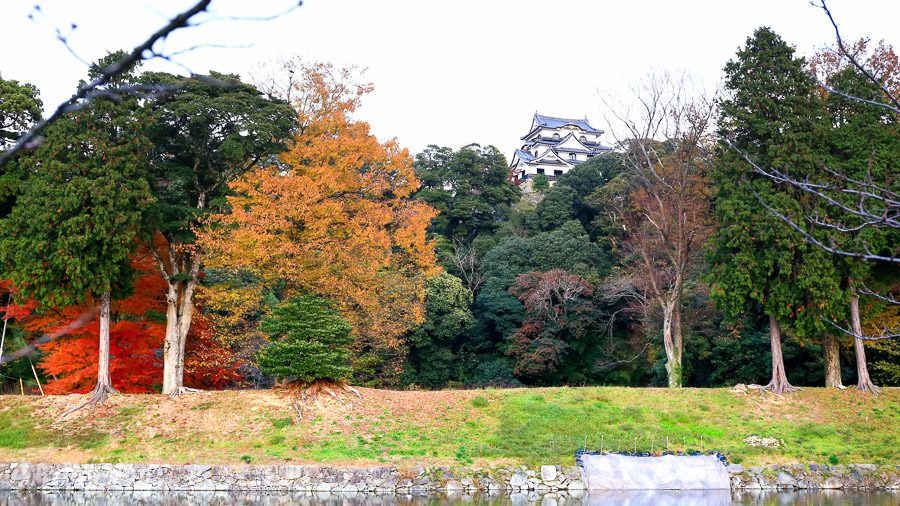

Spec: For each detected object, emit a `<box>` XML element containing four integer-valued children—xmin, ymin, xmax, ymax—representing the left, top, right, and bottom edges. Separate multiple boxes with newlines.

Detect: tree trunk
<box><xmin>162</xmin><ymin>278</ymin><xmax>197</xmax><ymax>395</ymax></box>
<box><xmin>60</xmin><ymin>289</ymin><xmax>117</xmax><ymax>417</ymax></box>
<box><xmin>823</xmin><ymin>334</ymin><xmax>843</xmax><ymax>388</ymax></box>
<box><xmin>96</xmin><ymin>289</ymin><xmax>113</xmax><ymax>395</ymax></box>
<box><xmin>766</xmin><ymin>315</ymin><xmax>796</xmax><ymax>394</ymax></box>
<box><xmin>849</xmin><ymin>287</ymin><xmax>880</xmax><ymax>395</ymax></box>
<box><xmin>661</xmin><ymin>299</ymin><xmax>683</xmax><ymax>388</ymax></box>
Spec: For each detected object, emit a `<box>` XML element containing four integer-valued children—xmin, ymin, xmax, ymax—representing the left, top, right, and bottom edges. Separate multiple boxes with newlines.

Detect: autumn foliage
<box><xmin>17</xmin><ymin>253</ymin><xmax>242</xmax><ymax>393</ymax></box>
<box><xmin>199</xmin><ymin>61</ymin><xmax>437</xmax><ymax>381</ymax></box>
<box><xmin>505</xmin><ymin>269</ymin><xmax>595</xmax><ymax>380</ymax></box>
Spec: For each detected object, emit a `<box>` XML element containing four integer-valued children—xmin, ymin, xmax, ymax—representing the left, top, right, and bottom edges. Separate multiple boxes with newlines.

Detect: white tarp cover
<box><xmin>580</xmin><ymin>454</ymin><xmax>731</xmax><ymax>490</ymax></box>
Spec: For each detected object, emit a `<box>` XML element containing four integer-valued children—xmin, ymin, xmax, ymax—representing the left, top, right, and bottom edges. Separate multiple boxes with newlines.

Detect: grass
<box><xmin>0</xmin><ymin>387</ymin><xmax>896</xmax><ymax>468</ymax></box>
<box><xmin>0</xmin><ymin>407</ymin><xmax>109</xmax><ymax>450</ymax></box>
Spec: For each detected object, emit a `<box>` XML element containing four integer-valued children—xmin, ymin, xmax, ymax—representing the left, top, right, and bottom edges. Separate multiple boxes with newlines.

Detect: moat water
<box><xmin>0</xmin><ymin>490</ymin><xmax>897</xmax><ymax>505</ymax></box>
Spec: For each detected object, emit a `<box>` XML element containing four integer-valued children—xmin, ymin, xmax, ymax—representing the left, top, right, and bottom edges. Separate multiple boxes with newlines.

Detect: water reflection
<box><xmin>0</xmin><ymin>490</ymin><xmax>896</xmax><ymax>505</ymax></box>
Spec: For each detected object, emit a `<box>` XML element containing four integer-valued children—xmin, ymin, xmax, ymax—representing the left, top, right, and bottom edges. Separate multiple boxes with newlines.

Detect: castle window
<box><xmin>537</xmin><ymin>168</ymin><xmax>545</xmax><ymax>175</ymax></box>
<box><xmin>580</xmin><ymin>135</ymin><xmax>587</xmax><ymax>142</ymax></box>
<box><xmin>554</xmin><ymin>170</ymin><xmax>563</xmax><ymax>176</ymax></box>
<box><xmin>569</xmin><ymin>153</ymin><xmax>577</xmax><ymax>160</ymax></box>
<box><xmin>552</xmin><ymin>133</ymin><xmax>560</xmax><ymax>140</ymax></box>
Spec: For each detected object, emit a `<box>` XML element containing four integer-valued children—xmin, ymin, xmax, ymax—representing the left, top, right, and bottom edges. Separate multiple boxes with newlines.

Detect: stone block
<box><xmin>540</xmin><ymin>465</ymin><xmax>558</xmax><ymax>482</ymax></box>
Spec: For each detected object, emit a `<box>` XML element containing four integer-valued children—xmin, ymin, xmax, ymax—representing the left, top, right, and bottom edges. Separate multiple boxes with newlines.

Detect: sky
<box><xmin>2</xmin><ymin>0</ymin><xmax>898</xmax><ymax>159</ymax></box>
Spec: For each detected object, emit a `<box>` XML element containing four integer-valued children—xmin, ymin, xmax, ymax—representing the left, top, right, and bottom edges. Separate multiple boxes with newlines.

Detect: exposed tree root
<box><xmin>58</xmin><ymin>383</ymin><xmax>118</xmax><ymax>420</ymax></box>
<box><xmin>765</xmin><ymin>379</ymin><xmax>798</xmax><ymax>395</ymax></box>
<box><xmin>167</xmin><ymin>386</ymin><xmax>206</xmax><ymax>398</ymax></box>
<box><xmin>283</xmin><ymin>381</ymin><xmax>362</xmax><ymax>423</ymax></box>
<box><xmin>855</xmin><ymin>380</ymin><xmax>881</xmax><ymax>396</ymax></box>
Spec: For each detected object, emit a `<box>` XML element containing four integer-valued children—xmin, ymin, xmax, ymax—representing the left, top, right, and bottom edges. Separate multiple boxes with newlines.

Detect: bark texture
<box><xmin>661</xmin><ymin>299</ymin><xmax>683</xmax><ymax>388</ymax></box>
<box><xmin>849</xmin><ymin>287</ymin><xmax>880</xmax><ymax>395</ymax></box>
<box><xmin>60</xmin><ymin>290</ymin><xmax>118</xmax><ymax>418</ymax></box>
<box><xmin>766</xmin><ymin>315</ymin><xmax>797</xmax><ymax>394</ymax></box>
<box><xmin>823</xmin><ymin>333</ymin><xmax>843</xmax><ymax>388</ymax></box>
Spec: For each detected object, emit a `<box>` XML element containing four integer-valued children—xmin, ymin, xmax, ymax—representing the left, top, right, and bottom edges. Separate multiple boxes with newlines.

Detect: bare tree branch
<box><xmin>0</xmin><ymin>0</ymin><xmax>303</xmax><ymax>167</ymax></box>
<box><xmin>813</xmin><ymin>0</ymin><xmax>900</xmax><ymax>112</ymax></box>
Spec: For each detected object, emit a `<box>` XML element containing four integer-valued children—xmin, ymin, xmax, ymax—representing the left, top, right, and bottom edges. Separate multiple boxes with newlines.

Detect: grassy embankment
<box><xmin>0</xmin><ymin>387</ymin><xmax>896</xmax><ymax>468</ymax></box>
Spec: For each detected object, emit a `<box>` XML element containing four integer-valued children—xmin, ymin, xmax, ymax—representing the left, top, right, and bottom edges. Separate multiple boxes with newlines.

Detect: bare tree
<box><xmin>449</xmin><ymin>240</ymin><xmax>485</xmax><ymax>294</ymax></box>
<box><xmin>602</xmin><ymin>72</ymin><xmax>716</xmax><ymax>388</ymax></box>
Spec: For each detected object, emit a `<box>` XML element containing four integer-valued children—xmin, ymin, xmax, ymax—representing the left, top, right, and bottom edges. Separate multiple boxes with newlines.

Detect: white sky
<box><xmin>2</xmin><ymin>0</ymin><xmax>898</xmax><ymax>159</ymax></box>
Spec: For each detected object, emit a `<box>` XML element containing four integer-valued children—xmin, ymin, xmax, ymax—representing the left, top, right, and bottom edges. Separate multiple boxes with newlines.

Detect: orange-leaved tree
<box><xmin>199</xmin><ymin>59</ymin><xmax>437</xmax><ymax>384</ymax></box>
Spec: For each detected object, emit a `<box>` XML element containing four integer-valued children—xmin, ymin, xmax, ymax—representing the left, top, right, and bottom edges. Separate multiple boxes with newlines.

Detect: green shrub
<box><xmin>271</xmin><ymin>417</ymin><xmax>294</xmax><ymax>429</ymax></box>
<box><xmin>257</xmin><ymin>295</ymin><xmax>354</xmax><ymax>383</ymax></box>
<box><xmin>532</xmin><ymin>174</ymin><xmax>550</xmax><ymax>191</ymax></box>
<box><xmin>828</xmin><ymin>454</ymin><xmax>839</xmax><ymax>465</ymax></box>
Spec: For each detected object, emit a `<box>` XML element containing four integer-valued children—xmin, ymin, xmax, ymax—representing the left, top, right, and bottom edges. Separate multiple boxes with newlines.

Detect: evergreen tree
<box><xmin>0</xmin><ymin>53</ymin><xmax>152</xmax><ymax>405</ymax></box>
<box><xmin>414</xmin><ymin>144</ymin><xmax>521</xmax><ymax>244</ymax></box>
<box><xmin>824</xmin><ymin>65</ymin><xmax>900</xmax><ymax>394</ymax></box>
<box><xmin>141</xmin><ymin>71</ymin><xmax>296</xmax><ymax>395</ymax></box>
<box><xmin>707</xmin><ymin>27</ymin><xmax>843</xmax><ymax>394</ymax></box>
<box><xmin>0</xmin><ymin>73</ymin><xmax>42</xmax><ymax>218</ymax></box>
<box><xmin>401</xmin><ymin>272</ymin><xmax>475</xmax><ymax>389</ymax></box>
<box><xmin>257</xmin><ymin>295</ymin><xmax>354</xmax><ymax>384</ymax></box>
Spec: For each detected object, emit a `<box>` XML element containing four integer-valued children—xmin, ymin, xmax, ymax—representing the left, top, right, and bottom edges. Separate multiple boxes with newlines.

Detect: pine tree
<box><xmin>707</xmin><ymin>27</ymin><xmax>844</xmax><ymax>394</ymax></box>
<box><xmin>257</xmin><ymin>295</ymin><xmax>354</xmax><ymax>384</ymax></box>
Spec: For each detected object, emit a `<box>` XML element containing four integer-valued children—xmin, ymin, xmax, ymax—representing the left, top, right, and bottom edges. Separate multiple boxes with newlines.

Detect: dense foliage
<box><xmin>0</xmin><ymin>27</ymin><xmax>896</xmax><ymax>396</ymax></box>
<box><xmin>257</xmin><ymin>295</ymin><xmax>354</xmax><ymax>384</ymax></box>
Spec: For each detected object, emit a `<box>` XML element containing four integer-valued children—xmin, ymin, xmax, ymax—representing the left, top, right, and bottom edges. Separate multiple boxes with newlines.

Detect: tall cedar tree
<box><xmin>141</xmin><ymin>71</ymin><xmax>296</xmax><ymax>395</ymax></box>
<box><xmin>820</xmin><ymin>53</ymin><xmax>900</xmax><ymax>393</ymax></box>
<box><xmin>0</xmin><ymin>53</ymin><xmax>153</xmax><ymax>405</ymax></box>
<box><xmin>707</xmin><ymin>27</ymin><xmax>844</xmax><ymax>394</ymax></box>
<box><xmin>257</xmin><ymin>295</ymin><xmax>353</xmax><ymax>384</ymax></box>
<box><xmin>199</xmin><ymin>61</ymin><xmax>437</xmax><ymax>385</ymax></box>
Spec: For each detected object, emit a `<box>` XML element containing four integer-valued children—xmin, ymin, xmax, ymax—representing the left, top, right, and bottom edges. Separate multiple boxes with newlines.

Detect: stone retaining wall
<box><xmin>0</xmin><ymin>462</ymin><xmax>896</xmax><ymax>492</ymax></box>
<box><xmin>726</xmin><ymin>463</ymin><xmax>900</xmax><ymax>491</ymax></box>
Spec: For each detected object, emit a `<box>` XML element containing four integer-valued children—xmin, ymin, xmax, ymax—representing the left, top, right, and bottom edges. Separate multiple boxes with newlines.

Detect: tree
<box><xmin>257</xmin><ymin>295</ymin><xmax>353</xmax><ymax>384</ymax></box>
<box><xmin>708</xmin><ymin>27</ymin><xmax>845</xmax><ymax>394</ymax></box>
<box><xmin>36</xmin><ymin>256</ymin><xmax>166</xmax><ymax>394</ymax></box>
<box><xmin>0</xmin><ymin>54</ymin><xmax>153</xmax><ymax>406</ymax></box>
<box><xmin>531</xmin><ymin>174</ymin><xmax>550</xmax><ymax>191</ymax></box>
<box><xmin>527</xmin><ymin>185</ymin><xmax>577</xmax><ymax>232</ymax></box>
<box><xmin>402</xmin><ymin>272</ymin><xmax>475</xmax><ymax>388</ymax></box>
<box><xmin>0</xmin><ymin>74</ymin><xmax>41</xmax><ymax>218</ymax></box>
<box><xmin>750</xmin><ymin>2</ymin><xmax>899</xmax><ymax>268</ymax></box>
<box><xmin>818</xmin><ymin>55</ymin><xmax>900</xmax><ymax>393</ymax></box>
<box><xmin>142</xmin><ymin>71</ymin><xmax>296</xmax><ymax>395</ymax></box>
<box><xmin>603</xmin><ymin>73</ymin><xmax>716</xmax><ymax>387</ymax></box>
<box><xmin>414</xmin><ymin>144</ymin><xmax>521</xmax><ymax>244</ymax></box>
<box><xmin>199</xmin><ymin>60</ymin><xmax>437</xmax><ymax>385</ymax></box>
<box><xmin>505</xmin><ymin>269</ymin><xmax>598</xmax><ymax>384</ymax></box>
<box><xmin>0</xmin><ymin>1</ymin><xmax>301</xmax><ymax>167</ymax></box>
<box><xmin>476</xmin><ymin>221</ymin><xmax>607</xmax><ymax>344</ymax></box>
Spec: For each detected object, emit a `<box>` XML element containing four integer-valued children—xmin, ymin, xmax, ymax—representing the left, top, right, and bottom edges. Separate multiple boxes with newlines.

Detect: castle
<box><xmin>510</xmin><ymin>113</ymin><xmax>611</xmax><ymax>184</ymax></box>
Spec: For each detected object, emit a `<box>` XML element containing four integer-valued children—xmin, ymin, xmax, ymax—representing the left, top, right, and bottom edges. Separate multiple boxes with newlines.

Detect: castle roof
<box><xmin>533</xmin><ymin>113</ymin><xmax>602</xmax><ymax>133</ymax></box>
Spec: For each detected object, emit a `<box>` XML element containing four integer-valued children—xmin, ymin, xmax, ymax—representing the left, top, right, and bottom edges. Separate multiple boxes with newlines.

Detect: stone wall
<box><xmin>726</xmin><ymin>463</ymin><xmax>900</xmax><ymax>491</ymax></box>
<box><xmin>0</xmin><ymin>462</ymin><xmax>896</xmax><ymax>492</ymax></box>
